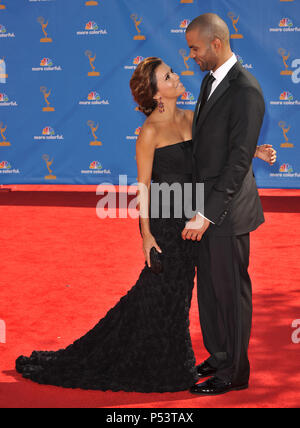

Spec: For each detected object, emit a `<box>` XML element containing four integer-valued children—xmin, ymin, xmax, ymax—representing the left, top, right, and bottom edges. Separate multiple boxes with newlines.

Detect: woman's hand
<box><xmin>255</xmin><ymin>144</ymin><xmax>277</xmax><ymax>166</ymax></box>
<box><xmin>142</xmin><ymin>233</ymin><xmax>162</xmax><ymax>268</ymax></box>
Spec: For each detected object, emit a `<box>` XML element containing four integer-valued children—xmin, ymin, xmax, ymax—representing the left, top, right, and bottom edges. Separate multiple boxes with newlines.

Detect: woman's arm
<box><xmin>136</xmin><ymin>125</ymin><xmax>162</xmax><ymax>267</ymax></box>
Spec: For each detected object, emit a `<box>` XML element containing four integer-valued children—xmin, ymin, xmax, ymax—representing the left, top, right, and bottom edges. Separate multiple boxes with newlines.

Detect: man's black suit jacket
<box><xmin>192</xmin><ymin>61</ymin><xmax>265</xmax><ymax>236</ymax></box>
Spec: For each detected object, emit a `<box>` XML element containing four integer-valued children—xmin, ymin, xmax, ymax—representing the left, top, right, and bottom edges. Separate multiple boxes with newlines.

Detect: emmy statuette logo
<box><xmin>179</xmin><ymin>50</ymin><xmax>194</xmax><ymax>76</ymax></box>
<box><xmin>278</xmin><ymin>49</ymin><xmax>293</xmax><ymax>76</ymax></box>
<box><xmin>131</xmin><ymin>14</ymin><xmax>146</xmax><ymax>40</ymax></box>
<box><xmin>0</xmin><ymin>122</ymin><xmax>10</xmax><ymax>146</ymax></box>
<box><xmin>85</xmin><ymin>51</ymin><xmax>100</xmax><ymax>77</ymax></box>
<box><xmin>43</xmin><ymin>154</ymin><xmax>56</xmax><ymax>180</ymax></box>
<box><xmin>38</xmin><ymin>17</ymin><xmax>53</xmax><ymax>43</ymax></box>
<box><xmin>228</xmin><ymin>12</ymin><xmax>244</xmax><ymax>39</ymax></box>
<box><xmin>85</xmin><ymin>0</ymin><xmax>98</xmax><ymax>5</ymax></box>
<box><xmin>279</xmin><ymin>121</ymin><xmax>294</xmax><ymax>148</ymax></box>
<box><xmin>88</xmin><ymin>121</ymin><xmax>102</xmax><ymax>146</ymax></box>
<box><xmin>0</xmin><ymin>1</ymin><xmax>6</xmax><ymax>10</ymax></box>
<box><xmin>41</xmin><ymin>86</ymin><xmax>55</xmax><ymax>112</ymax></box>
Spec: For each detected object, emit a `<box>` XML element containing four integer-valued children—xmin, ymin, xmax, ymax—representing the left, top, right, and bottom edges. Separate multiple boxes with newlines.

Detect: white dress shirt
<box><xmin>208</xmin><ymin>53</ymin><xmax>238</xmax><ymax>100</ymax></box>
<box><xmin>197</xmin><ymin>53</ymin><xmax>238</xmax><ymax>225</ymax></box>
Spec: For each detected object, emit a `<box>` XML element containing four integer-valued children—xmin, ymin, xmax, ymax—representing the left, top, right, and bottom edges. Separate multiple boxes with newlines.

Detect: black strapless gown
<box><xmin>16</xmin><ymin>140</ymin><xmax>199</xmax><ymax>392</ymax></box>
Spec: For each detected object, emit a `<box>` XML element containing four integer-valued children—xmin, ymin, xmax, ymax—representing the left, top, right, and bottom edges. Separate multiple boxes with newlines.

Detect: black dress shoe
<box><xmin>190</xmin><ymin>376</ymin><xmax>248</xmax><ymax>396</ymax></box>
<box><xmin>196</xmin><ymin>361</ymin><xmax>217</xmax><ymax>379</ymax></box>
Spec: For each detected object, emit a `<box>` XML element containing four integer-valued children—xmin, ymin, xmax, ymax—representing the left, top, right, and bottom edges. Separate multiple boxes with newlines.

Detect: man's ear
<box><xmin>212</xmin><ymin>38</ymin><xmax>222</xmax><ymax>52</ymax></box>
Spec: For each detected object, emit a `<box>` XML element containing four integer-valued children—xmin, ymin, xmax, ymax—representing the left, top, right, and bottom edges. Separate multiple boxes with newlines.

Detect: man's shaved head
<box><xmin>186</xmin><ymin>13</ymin><xmax>230</xmax><ymax>45</ymax></box>
<box><xmin>185</xmin><ymin>13</ymin><xmax>233</xmax><ymax>72</ymax></box>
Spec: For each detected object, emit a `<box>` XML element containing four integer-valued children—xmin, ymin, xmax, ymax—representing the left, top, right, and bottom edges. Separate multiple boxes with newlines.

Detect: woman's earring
<box><xmin>158</xmin><ymin>97</ymin><xmax>165</xmax><ymax>113</ymax></box>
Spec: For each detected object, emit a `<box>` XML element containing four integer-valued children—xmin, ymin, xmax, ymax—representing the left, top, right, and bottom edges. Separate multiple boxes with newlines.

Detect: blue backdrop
<box><xmin>0</xmin><ymin>0</ymin><xmax>299</xmax><ymax>188</ymax></box>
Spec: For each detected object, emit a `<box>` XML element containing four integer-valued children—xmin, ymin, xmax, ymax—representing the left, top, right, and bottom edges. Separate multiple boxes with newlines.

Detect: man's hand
<box><xmin>182</xmin><ymin>214</ymin><xmax>211</xmax><ymax>241</ymax></box>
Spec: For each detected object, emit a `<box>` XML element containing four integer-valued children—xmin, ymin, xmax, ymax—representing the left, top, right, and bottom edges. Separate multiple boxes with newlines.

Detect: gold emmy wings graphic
<box><xmin>131</xmin><ymin>14</ymin><xmax>146</xmax><ymax>40</ymax></box>
<box><xmin>228</xmin><ymin>12</ymin><xmax>244</xmax><ymax>39</ymax></box>
<box><xmin>85</xmin><ymin>0</ymin><xmax>98</xmax><ymax>5</ymax></box>
<box><xmin>0</xmin><ymin>1</ymin><xmax>6</xmax><ymax>10</ymax></box>
<box><xmin>278</xmin><ymin>49</ymin><xmax>293</xmax><ymax>76</ymax></box>
<box><xmin>279</xmin><ymin>122</ymin><xmax>294</xmax><ymax>148</ymax></box>
<box><xmin>0</xmin><ymin>122</ymin><xmax>10</xmax><ymax>146</ymax></box>
<box><xmin>179</xmin><ymin>50</ymin><xmax>194</xmax><ymax>76</ymax></box>
<box><xmin>43</xmin><ymin>154</ymin><xmax>56</xmax><ymax>180</ymax></box>
<box><xmin>38</xmin><ymin>17</ymin><xmax>53</xmax><ymax>43</ymax></box>
<box><xmin>180</xmin><ymin>0</ymin><xmax>194</xmax><ymax>3</ymax></box>
<box><xmin>85</xmin><ymin>51</ymin><xmax>100</xmax><ymax>77</ymax></box>
<box><xmin>0</xmin><ymin>58</ymin><xmax>7</xmax><ymax>80</ymax></box>
<box><xmin>41</xmin><ymin>87</ymin><xmax>55</xmax><ymax>112</ymax></box>
<box><xmin>87</xmin><ymin>121</ymin><xmax>102</xmax><ymax>146</ymax></box>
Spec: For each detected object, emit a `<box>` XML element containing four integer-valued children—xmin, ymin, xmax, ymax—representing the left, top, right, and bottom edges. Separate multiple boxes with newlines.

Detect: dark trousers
<box><xmin>196</xmin><ymin>233</ymin><xmax>252</xmax><ymax>385</ymax></box>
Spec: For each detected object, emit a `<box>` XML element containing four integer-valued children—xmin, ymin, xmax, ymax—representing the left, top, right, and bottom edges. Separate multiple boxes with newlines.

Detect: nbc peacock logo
<box><xmin>279</xmin><ymin>18</ymin><xmax>293</xmax><ymax>28</ymax></box>
<box><xmin>177</xmin><ymin>91</ymin><xmax>196</xmax><ymax>106</ymax></box>
<box><xmin>280</xmin><ymin>163</ymin><xmax>293</xmax><ymax>173</ymax></box>
<box><xmin>0</xmin><ymin>160</ymin><xmax>20</xmax><ymax>174</ymax></box>
<box><xmin>280</xmin><ymin>91</ymin><xmax>293</xmax><ymax>101</ymax></box>
<box><xmin>181</xmin><ymin>92</ymin><xmax>194</xmax><ymax>101</ymax></box>
<box><xmin>34</xmin><ymin>126</ymin><xmax>64</xmax><ymax>142</ymax></box>
<box><xmin>0</xmin><ymin>92</ymin><xmax>17</xmax><ymax>107</ymax></box>
<box><xmin>0</xmin><ymin>24</ymin><xmax>14</xmax><ymax>38</ymax></box>
<box><xmin>133</xmin><ymin>56</ymin><xmax>144</xmax><ymax>66</ymax></box>
<box><xmin>0</xmin><ymin>93</ymin><xmax>8</xmax><ymax>102</ymax></box>
<box><xmin>40</xmin><ymin>58</ymin><xmax>53</xmax><ymax>67</ymax></box>
<box><xmin>124</xmin><ymin>56</ymin><xmax>144</xmax><ymax>70</ymax></box>
<box><xmin>171</xmin><ymin>19</ymin><xmax>190</xmax><ymax>34</ymax></box>
<box><xmin>126</xmin><ymin>126</ymin><xmax>142</xmax><ymax>141</ymax></box>
<box><xmin>90</xmin><ymin>161</ymin><xmax>102</xmax><ymax>170</ymax></box>
<box><xmin>270</xmin><ymin>17</ymin><xmax>300</xmax><ymax>32</ymax></box>
<box><xmin>77</xmin><ymin>20</ymin><xmax>107</xmax><ymax>36</ymax></box>
<box><xmin>180</xmin><ymin>19</ymin><xmax>190</xmax><ymax>29</ymax></box>
<box><xmin>88</xmin><ymin>91</ymin><xmax>100</xmax><ymax>101</ymax></box>
<box><xmin>0</xmin><ymin>160</ymin><xmax>10</xmax><ymax>169</ymax></box>
<box><xmin>81</xmin><ymin>160</ymin><xmax>111</xmax><ymax>175</ymax></box>
<box><xmin>86</xmin><ymin>21</ymin><xmax>98</xmax><ymax>31</ymax></box>
<box><xmin>270</xmin><ymin>90</ymin><xmax>299</xmax><ymax>105</ymax></box>
<box><xmin>79</xmin><ymin>91</ymin><xmax>109</xmax><ymax>106</ymax></box>
<box><xmin>32</xmin><ymin>57</ymin><xmax>62</xmax><ymax>72</ymax></box>
<box><xmin>0</xmin><ymin>24</ymin><xmax>16</xmax><ymax>39</ymax></box>
<box><xmin>43</xmin><ymin>126</ymin><xmax>55</xmax><ymax>136</ymax></box>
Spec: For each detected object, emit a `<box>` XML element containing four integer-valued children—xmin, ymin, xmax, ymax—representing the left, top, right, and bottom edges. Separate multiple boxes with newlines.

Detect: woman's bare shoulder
<box><xmin>136</xmin><ymin>120</ymin><xmax>157</xmax><ymax>150</ymax></box>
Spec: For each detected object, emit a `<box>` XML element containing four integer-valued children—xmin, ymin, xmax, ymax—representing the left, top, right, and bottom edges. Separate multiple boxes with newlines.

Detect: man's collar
<box><xmin>211</xmin><ymin>53</ymin><xmax>238</xmax><ymax>81</ymax></box>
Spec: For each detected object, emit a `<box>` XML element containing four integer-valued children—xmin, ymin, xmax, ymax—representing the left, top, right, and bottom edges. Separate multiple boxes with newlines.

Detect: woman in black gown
<box><xmin>16</xmin><ymin>57</ymin><xmax>276</xmax><ymax>392</ymax></box>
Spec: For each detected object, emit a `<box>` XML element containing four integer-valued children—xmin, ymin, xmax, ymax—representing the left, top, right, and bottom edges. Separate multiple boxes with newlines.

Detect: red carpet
<box><xmin>0</xmin><ymin>187</ymin><xmax>300</xmax><ymax>408</ymax></box>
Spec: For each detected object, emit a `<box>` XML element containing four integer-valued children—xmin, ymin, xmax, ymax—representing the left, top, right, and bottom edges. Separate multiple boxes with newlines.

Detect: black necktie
<box><xmin>197</xmin><ymin>73</ymin><xmax>216</xmax><ymax>121</ymax></box>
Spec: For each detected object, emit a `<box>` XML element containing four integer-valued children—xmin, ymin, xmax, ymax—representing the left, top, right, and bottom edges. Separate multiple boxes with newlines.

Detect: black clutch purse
<box><xmin>150</xmin><ymin>247</ymin><xmax>164</xmax><ymax>274</ymax></box>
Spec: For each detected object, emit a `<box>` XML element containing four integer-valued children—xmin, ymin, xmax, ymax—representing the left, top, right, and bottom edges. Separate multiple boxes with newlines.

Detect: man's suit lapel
<box><xmin>192</xmin><ymin>62</ymin><xmax>241</xmax><ymax>155</ymax></box>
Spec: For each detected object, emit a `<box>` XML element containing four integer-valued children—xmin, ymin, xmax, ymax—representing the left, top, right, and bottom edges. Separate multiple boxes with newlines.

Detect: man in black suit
<box><xmin>182</xmin><ymin>13</ymin><xmax>266</xmax><ymax>395</ymax></box>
